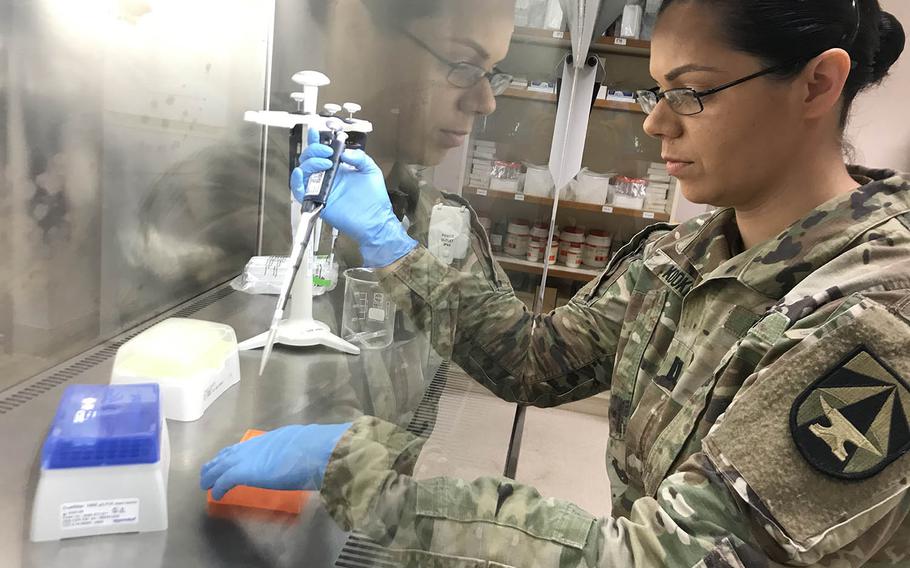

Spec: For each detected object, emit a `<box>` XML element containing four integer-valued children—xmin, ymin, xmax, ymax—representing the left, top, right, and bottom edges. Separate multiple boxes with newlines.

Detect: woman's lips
<box><xmin>664</xmin><ymin>160</ymin><xmax>694</xmax><ymax>176</ymax></box>
<box><xmin>439</xmin><ymin>129</ymin><xmax>469</xmax><ymax>148</ymax></box>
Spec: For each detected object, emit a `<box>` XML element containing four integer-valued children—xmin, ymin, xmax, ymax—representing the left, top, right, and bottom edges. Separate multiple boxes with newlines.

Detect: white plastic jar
<box><xmin>527</xmin><ymin>223</ymin><xmax>551</xmax><ymax>263</ymax></box>
<box><xmin>558</xmin><ymin>227</ymin><xmax>586</xmax><ymax>264</ymax></box>
<box><xmin>530</xmin><ymin>223</ymin><xmax>551</xmax><ymax>241</ymax></box>
<box><xmin>547</xmin><ymin>239</ymin><xmax>559</xmax><ymax>264</ymax></box>
<box><xmin>526</xmin><ymin>240</ymin><xmax>545</xmax><ymax>262</ymax></box>
<box><xmin>565</xmin><ymin>242</ymin><xmax>584</xmax><ymax>268</ymax></box>
<box><xmin>582</xmin><ymin>230</ymin><xmax>612</xmax><ymax>269</ymax></box>
<box><xmin>505</xmin><ymin>220</ymin><xmax>531</xmax><ymax>258</ymax></box>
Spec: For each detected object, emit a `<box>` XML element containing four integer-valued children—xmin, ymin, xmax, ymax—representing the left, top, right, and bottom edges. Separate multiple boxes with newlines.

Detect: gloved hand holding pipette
<box><xmin>291</xmin><ymin>130</ymin><xmax>417</xmax><ymax>268</ymax></box>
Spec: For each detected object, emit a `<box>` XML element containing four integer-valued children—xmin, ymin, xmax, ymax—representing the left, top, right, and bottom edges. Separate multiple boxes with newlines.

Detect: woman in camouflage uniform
<box><xmin>204</xmin><ymin>1</ymin><xmax>910</xmax><ymax>566</ymax></box>
<box><xmin>281</xmin><ymin>0</ymin><xmax>518</xmax><ymax>424</ymax></box>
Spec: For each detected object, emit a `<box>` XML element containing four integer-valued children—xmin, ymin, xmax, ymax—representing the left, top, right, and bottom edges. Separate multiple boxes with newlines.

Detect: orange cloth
<box><xmin>206</xmin><ymin>429</ymin><xmax>311</xmax><ymax>516</ymax></box>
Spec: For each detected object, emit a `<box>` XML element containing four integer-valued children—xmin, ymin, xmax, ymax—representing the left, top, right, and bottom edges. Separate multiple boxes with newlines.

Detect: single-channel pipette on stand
<box><xmin>236</xmin><ymin>71</ymin><xmax>372</xmax><ymax>371</ymax></box>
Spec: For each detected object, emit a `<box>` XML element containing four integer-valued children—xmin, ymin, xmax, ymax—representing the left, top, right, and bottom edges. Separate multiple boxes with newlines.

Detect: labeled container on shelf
<box><xmin>572</xmin><ymin>168</ymin><xmax>613</xmax><ymax>205</ymax></box>
<box><xmin>490</xmin><ymin>178</ymin><xmax>521</xmax><ymax>193</ymax></box>
<box><xmin>526</xmin><ymin>222</ymin><xmax>548</xmax><ymax>263</ymax></box>
<box><xmin>583</xmin><ymin>230</ymin><xmax>613</xmax><ymax>269</ymax></box>
<box><xmin>558</xmin><ymin>226</ymin><xmax>586</xmax><ymax>264</ymax></box>
<box><xmin>505</xmin><ymin>220</ymin><xmax>531</xmax><ymax>258</ymax></box>
<box><xmin>523</xmin><ymin>164</ymin><xmax>554</xmax><ymax>198</ymax></box>
<box><xmin>526</xmin><ymin>240</ymin><xmax>545</xmax><ymax>262</ymax></box>
<box><xmin>530</xmin><ymin>222</ymin><xmax>551</xmax><ymax>243</ymax></box>
<box><xmin>644</xmin><ymin>163</ymin><xmax>671</xmax><ymax>212</ymax></box>
<box><xmin>620</xmin><ymin>3</ymin><xmax>643</xmax><ymax>39</ymax></box>
<box><xmin>490</xmin><ymin>161</ymin><xmax>522</xmax><ymax>194</ymax></box>
<box><xmin>469</xmin><ymin>140</ymin><xmax>496</xmax><ymax>188</ymax></box>
<box><xmin>547</xmin><ymin>240</ymin><xmax>559</xmax><ymax>264</ymax></box>
<box><xmin>611</xmin><ymin>176</ymin><xmax>648</xmax><ymax>210</ymax></box>
<box><xmin>565</xmin><ymin>244</ymin><xmax>584</xmax><ymax>268</ymax></box>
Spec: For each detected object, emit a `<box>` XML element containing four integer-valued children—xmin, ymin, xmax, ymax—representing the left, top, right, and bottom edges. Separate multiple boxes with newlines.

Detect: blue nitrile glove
<box><xmin>200</xmin><ymin>422</ymin><xmax>352</xmax><ymax>500</ymax></box>
<box><xmin>291</xmin><ymin>129</ymin><xmax>417</xmax><ymax>268</ymax></box>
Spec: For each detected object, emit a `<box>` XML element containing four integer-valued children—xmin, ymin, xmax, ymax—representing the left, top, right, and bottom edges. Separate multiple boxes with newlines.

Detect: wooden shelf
<box><xmin>511</xmin><ymin>26</ymin><xmax>572</xmax><ymax>42</ymax></box>
<box><xmin>511</xmin><ymin>27</ymin><xmax>651</xmax><ymax>57</ymax></box>
<box><xmin>501</xmin><ymin>88</ymin><xmax>559</xmax><ymax>102</ymax></box>
<box><xmin>493</xmin><ymin>255</ymin><xmax>601</xmax><ymax>283</ymax></box>
<box><xmin>464</xmin><ymin>186</ymin><xmax>670</xmax><ymax>222</ymax></box>
<box><xmin>597</xmin><ymin>35</ymin><xmax>652</xmax><ymax>53</ymax></box>
<box><xmin>594</xmin><ymin>98</ymin><xmax>643</xmax><ymax>114</ymax></box>
<box><xmin>501</xmin><ymin>88</ymin><xmax>644</xmax><ymax>115</ymax></box>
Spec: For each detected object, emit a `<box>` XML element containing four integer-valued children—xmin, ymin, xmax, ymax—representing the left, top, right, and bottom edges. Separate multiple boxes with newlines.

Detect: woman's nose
<box><xmin>460</xmin><ymin>78</ymin><xmax>498</xmax><ymax>116</ymax></box>
<box><xmin>643</xmin><ymin>97</ymin><xmax>683</xmax><ymax>140</ymax></box>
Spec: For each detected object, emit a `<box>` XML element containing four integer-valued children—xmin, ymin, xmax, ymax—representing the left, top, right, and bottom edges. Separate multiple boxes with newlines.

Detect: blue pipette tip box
<box><xmin>41</xmin><ymin>384</ymin><xmax>161</xmax><ymax>470</ymax></box>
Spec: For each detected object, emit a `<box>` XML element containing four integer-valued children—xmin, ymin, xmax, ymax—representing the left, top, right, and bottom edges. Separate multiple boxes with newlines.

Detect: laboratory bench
<box><xmin>0</xmin><ymin>284</ymin><xmax>517</xmax><ymax>568</ymax></box>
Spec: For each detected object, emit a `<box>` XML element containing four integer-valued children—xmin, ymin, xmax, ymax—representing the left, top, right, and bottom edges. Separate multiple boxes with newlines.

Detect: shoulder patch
<box><xmin>701</xmin><ymin>299</ymin><xmax>910</xmax><ymax>555</ymax></box>
<box><xmin>790</xmin><ymin>346</ymin><xmax>910</xmax><ymax>480</ymax></box>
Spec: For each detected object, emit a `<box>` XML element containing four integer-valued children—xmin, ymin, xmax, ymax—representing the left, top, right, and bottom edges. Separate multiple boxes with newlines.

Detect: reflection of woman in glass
<box><xmin>311</xmin><ymin>0</ymin><xmax>515</xmax><ymax>269</ymax></box>
<box><xmin>210</xmin><ymin>0</ymin><xmax>910</xmax><ymax>565</ymax></box>
<box><xmin>299</xmin><ymin>0</ymin><xmax>518</xmax><ymax>424</ymax></box>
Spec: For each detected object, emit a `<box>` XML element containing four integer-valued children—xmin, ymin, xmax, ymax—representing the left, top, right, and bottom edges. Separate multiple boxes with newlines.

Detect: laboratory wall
<box><xmin>0</xmin><ymin>0</ymin><xmax>273</xmax><ymax>392</ymax></box>
<box><xmin>846</xmin><ymin>0</ymin><xmax>910</xmax><ymax>172</ymax></box>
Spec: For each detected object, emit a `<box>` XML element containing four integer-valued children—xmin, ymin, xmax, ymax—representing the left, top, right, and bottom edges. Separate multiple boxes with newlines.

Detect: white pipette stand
<box><xmin>237</xmin><ymin>238</ymin><xmax>358</xmax><ymax>354</ymax></box>
<box><xmin>237</xmin><ymin>70</ymin><xmax>367</xmax><ymax>356</ymax></box>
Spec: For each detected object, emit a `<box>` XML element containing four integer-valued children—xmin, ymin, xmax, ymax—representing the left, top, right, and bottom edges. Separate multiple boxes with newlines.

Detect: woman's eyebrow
<box><xmin>448</xmin><ymin>37</ymin><xmax>491</xmax><ymax>61</ymax></box>
<box><xmin>664</xmin><ymin>63</ymin><xmax>722</xmax><ymax>82</ymax></box>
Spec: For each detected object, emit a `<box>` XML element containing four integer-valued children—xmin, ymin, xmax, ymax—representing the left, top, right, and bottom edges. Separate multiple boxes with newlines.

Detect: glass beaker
<box><xmin>341</xmin><ymin>268</ymin><xmax>396</xmax><ymax>350</ymax></box>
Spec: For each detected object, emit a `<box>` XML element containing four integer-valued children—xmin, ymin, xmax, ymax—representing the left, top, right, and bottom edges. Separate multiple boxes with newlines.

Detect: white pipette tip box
<box><xmin>31</xmin><ymin>384</ymin><xmax>170</xmax><ymax>542</ymax></box>
<box><xmin>110</xmin><ymin>318</ymin><xmax>241</xmax><ymax>422</ymax></box>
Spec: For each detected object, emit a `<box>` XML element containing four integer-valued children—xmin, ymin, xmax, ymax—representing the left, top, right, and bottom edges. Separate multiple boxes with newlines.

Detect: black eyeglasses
<box><xmin>635</xmin><ymin>64</ymin><xmax>786</xmax><ymax>116</ymax></box>
<box><xmin>638</xmin><ymin>0</ymin><xmax>862</xmax><ymax>116</ymax></box>
<box><xmin>401</xmin><ymin>31</ymin><xmax>513</xmax><ymax>96</ymax></box>
<box><xmin>843</xmin><ymin>0</ymin><xmax>861</xmax><ymax>48</ymax></box>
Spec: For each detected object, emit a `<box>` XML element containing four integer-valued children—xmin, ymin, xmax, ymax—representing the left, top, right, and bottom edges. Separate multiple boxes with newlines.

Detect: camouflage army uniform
<box><xmin>328</xmin><ymin>163</ymin><xmax>512</xmax><ymax>424</ymax></box>
<box><xmin>320</xmin><ymin>167</ymin><xmax>910</xmax><ymax>567</ymax></box>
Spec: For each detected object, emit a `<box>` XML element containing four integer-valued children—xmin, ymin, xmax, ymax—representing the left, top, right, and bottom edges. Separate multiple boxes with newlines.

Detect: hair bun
<box><xmin>872</xmin><ymin>11</ymin><xmax>906</xmax><ymax>82</ymax></box>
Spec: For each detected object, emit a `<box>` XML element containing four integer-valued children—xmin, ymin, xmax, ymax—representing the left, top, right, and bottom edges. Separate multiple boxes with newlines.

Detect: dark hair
<box><xmin>658</xmin><ymin>0</ymin><xmax>906</xmax><ymax>127</ymax></box>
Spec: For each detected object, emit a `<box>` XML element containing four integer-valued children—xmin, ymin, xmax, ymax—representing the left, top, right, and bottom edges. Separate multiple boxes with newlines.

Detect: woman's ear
<box><xmin>800</xmin><ymin>48</ymin><xmax>853</xmax><ymax>120</ymax></box>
